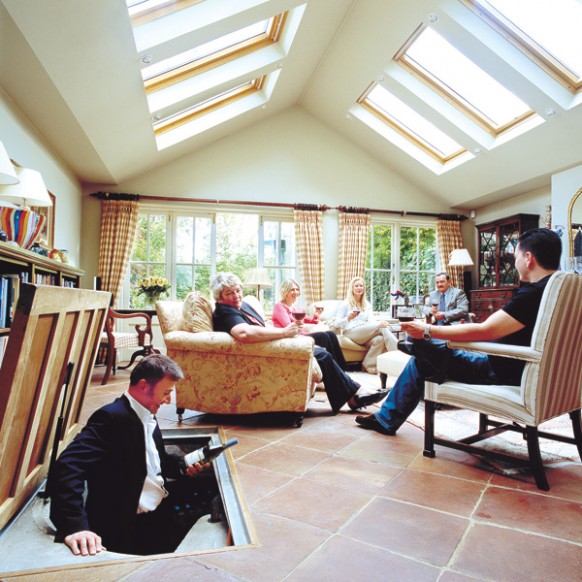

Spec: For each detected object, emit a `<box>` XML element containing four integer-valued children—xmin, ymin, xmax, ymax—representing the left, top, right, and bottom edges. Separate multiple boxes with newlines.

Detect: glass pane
<box><xmin>194</xmin><ymin>265</ymin><xmax>211</xmax><ymax>297</ymax></box>
<box><xmin>280</xmin><ymin>222</ymin><xmax>295</xmax><ymax>266</ymax></box>
<box><xmin>149</xmin><ymin>215</ymin><xmax>167</xmax><ymax>263</ymax></box>
<box><xmin>176</xmin><ymin>265</ymin><xmax>193</xmax><ymax>300</ymax></box>
<box><xmin>418</xmin><ymin>227</ymin><xmax>437</xmax><ymax>271</ymax></box>
<box><xmin>216</xmin><ymin>213</ymin><xmax>258</xmax><ymax>279</ymax></box>
<box><xmin>370</xmin><ymin>270</ymin><xmax>391</xmax><ymax>312</ymax></box>
<box><xmin>407</xmin><ymin>27</ymin><xmax>531</xmax><ymax>128</ymax></box>
<box><xmin>132</xmin><ymin>215</ymin><xmax>150</xmax><ymax>262</ymax></box>
<box><xmin>399</xmin><ymin>227</ymin><xmax>418</xmax><ymax>270</ymax></box>
<box><xmin>263</xmin><ymin>221</ymin><xmax>278</xmax><ymax>266</ymax></box>
<box><xmin>400</xmin><ymin>272</ymin><xmax>418</xmax><ymax>299</ymax></box>
<box><xmin>484</xmin><ymin>0</ymin><xmax>582</xmax><ymax>79</ymax></box>
<box><xmin>176</xmin><ymin>216</ymin><xmax>194</xmax><ymax>263</ymax></box>
<box><xmin>195</xmin><ymin>217</ymin><xmax>212</xmax><ymax>264</ymax></box>
<box><xmin>367</xmin><ymin>85</ymin><xmax>465</xmax><ymax>158</ymax></box>
<box><xmin>371</xmin><ymin>225</ymin><xmax>391</xmax><ymax>269</ymax></box>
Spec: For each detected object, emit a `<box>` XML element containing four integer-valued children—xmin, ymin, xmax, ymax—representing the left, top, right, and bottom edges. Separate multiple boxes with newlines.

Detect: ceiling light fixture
<box><xmin>141</xmin><ymin>55</ymin><xmax>153</xmax><ymax>64</ymax></box>
<box><xmin>545</xmin><ymin>107</ymin><xmax>557</xmax><ymax>117</ymax></box>
<box><xmin>429</xmin><ymin>13</ymin><xmax>439</xmax><ymax>23</ymax></box>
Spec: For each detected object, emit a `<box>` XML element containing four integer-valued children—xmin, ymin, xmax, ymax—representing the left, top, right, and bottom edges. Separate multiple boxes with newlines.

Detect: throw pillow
<box><xmin>182</xmin><ymin>291</ymin><xmax>213</xmax><ymax>333</ymax></box>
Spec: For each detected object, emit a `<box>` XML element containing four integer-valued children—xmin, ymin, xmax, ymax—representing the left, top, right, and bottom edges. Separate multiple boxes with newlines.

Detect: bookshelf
<box><xmin>0</xmin><ymin>242</ymin><xmax>84</xmax><ymax>363</ymax></box>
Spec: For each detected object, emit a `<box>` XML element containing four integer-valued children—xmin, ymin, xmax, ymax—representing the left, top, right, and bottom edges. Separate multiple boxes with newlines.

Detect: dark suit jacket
<box><xmin>48</xmin><ymin>395</ymin><xmax>181</xmax><ymax>554</ymax></box>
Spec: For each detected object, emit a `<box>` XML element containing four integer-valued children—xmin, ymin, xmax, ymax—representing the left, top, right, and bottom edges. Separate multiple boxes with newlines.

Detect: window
<box><xmin>125</xmin><ymin>1</ymin><xmax>306</xmax><ymax>148</ymax></box>
<box><xmin>365</xmin><ymin>222</ymin><xmax>437</xmax><ymax>312</ymax></box>
<box><xmin>465</xmin><ymin>0</ymin><xmax>582</xmax><ymax>93</ymax></box>
<box><xmin>126</xmin><ymin>207</ymin><xmax>296</xmax><ymax>311</ymax></box>
<box><xmin>394</xmin><ymin>25</ymin><xmax>536</xmax><ymax>135</ymax></box>
<box><xmin>130</xmin><ymin>212</ymin><xmax>169</xmax><ymax>310</ymax></box>
<box><xmin>358</xmin><ymin>83</ymin><xmax>468</xmax><ymax>164</ymax></box>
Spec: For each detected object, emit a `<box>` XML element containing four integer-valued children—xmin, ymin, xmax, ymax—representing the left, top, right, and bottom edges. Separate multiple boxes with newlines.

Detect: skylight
<box><xmin>465</xmin><ymin>0</ymin><xmax>582</xmax><ymax>93</ymax></box>
<box><xmin>359</xmin><ymin>83</ymin><xmax>467</xmax><ymax>164</ymax></box>
<box><xmin>124</xmin><ymin>1</ymin><xmax>306</xmax><ymax>148</ymax></box>
<box><xmin>395</xmin><ymin>25</ymin><xmax>535</xmax><ymax>135</ymax></box>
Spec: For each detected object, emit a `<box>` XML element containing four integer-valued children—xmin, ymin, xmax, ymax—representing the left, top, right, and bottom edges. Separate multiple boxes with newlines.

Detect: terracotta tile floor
<box><xmin>15</xmin><ymin>366</ymin><xmax>582</xmax><ymax>581</ymax></box>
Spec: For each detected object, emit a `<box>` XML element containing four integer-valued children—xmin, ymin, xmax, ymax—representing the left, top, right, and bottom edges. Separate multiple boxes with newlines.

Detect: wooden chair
<box><xmin>423</xmin><ymin>271</ymin><xmax>582</xmax><ymax>490</ymax></box>
<box><xmin>100</xmin><ymin>308</ymin><xmax>159</xmax><ymax>385</ymax></box>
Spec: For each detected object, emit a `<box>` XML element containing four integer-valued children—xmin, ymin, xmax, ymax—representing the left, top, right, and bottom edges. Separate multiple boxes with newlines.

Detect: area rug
<box><xmin>405</xmin><ymin>401</ymin><xmax>579</xmax><ymax>474</ymax></box>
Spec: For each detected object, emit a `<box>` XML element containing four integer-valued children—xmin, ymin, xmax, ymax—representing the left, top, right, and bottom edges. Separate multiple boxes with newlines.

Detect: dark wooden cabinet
<box><xmin>470</xmin><ymin>214</ymin><xmax>539</xmax><ymax>322</ymax></box>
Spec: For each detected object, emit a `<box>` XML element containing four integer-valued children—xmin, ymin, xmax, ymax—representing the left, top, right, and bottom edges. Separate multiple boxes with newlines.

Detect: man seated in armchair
<box><xmin>211</xmin><ymin>273</ymin><xmax>386</xmax><ymax>414</ymax></box>
<box><xmin>355</xmin><ymin>228</ymin><xmax>561</xmax><ymax>435</ymax></box>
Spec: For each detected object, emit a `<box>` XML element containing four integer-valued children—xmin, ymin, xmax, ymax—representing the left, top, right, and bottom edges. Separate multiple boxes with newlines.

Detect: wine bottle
<box><xmin>184</xmin><ymin>438</ymin><xmax>238</xmax><ymax>466</ymax></box>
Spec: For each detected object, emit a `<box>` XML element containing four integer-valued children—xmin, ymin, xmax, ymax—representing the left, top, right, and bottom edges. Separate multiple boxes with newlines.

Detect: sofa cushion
<box><xmin>182</xmin><ymin>291</ymin><xmax>213</xmax><ymax>333</ymax></box>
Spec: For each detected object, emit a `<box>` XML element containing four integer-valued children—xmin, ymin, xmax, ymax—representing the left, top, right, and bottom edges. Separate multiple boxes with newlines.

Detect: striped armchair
<box><xmin>423</xmin><ymin>271</ymin><xmax>582</xmax><ymax>490</ymax></box>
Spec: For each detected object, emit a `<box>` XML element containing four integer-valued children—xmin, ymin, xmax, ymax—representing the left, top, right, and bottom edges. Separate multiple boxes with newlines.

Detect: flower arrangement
<box><xmin>136</xmin><ymin>276</ymin><xmax>171</xmax><ymax>302</ymax></box>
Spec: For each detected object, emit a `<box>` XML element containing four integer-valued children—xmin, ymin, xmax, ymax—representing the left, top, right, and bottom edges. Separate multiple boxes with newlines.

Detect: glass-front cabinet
<box><xmin>472</xmin><ymin>214</ymin><xmax>539</xmax><ymax>322</ymax></box>
<box><xmin>477</xmin><ymin>214</ymin><xmax>539</xmax><ymax>289</ymax></box>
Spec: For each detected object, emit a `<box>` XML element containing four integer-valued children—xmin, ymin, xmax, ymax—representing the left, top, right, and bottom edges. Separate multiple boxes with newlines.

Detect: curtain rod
<box><xmin>90</xmin><ymin>192</ymin><xmax>467</xmax><ymax>221</ymax></box>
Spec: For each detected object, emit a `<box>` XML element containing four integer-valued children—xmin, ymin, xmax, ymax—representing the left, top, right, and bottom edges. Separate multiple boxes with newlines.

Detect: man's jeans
<box><xmin>375</xmin><ymin>339</ymin><xmax>499</xmax><ymax>433</ymax></box>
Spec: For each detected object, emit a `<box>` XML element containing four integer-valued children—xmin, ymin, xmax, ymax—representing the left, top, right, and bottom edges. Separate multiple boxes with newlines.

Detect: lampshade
<box><xmin>448</xmin><ymin>248</ymin><xmax>474</xmax><ymax>267</ymax></box>
<box><xmin>244</xmin><ymin>268</ymin><xmax>273</xmax><ymax>288</ymax></box>
<box><xmin>0</xmin><ymin>166</ymin><xmax>52</xmax><ymax>207</ymax></box>
<box><xmin>0</xmin><ymin>142</ymin><xmax>18</xmax><ymax>185</ymax></box>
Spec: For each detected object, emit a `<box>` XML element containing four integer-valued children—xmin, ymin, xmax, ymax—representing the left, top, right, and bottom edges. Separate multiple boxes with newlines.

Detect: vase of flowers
<box><xmin>136</xmin><ymin>276</ymin><xmax>171</xmax><ymax>307</ymax></box>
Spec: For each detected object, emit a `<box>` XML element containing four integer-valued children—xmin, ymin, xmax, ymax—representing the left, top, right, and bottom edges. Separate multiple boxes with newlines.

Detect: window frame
<box><xmin>393</xmin><ymin>24</ymin><xmax>537</xmax><ymax>137</ymax></box>
<box><xmin>365</xmin><ymin>217</ymin><xmax>439</xmax><ymax>313</ymax></box>
<box><xmin>463</xmin><ymin>0</ymin><xmax>582</xmax><ymax>94</ymax></box>
<box><xmin>122</xmin><ymin>203</ymin><xmax>297</xmax><ymax>310</ymax></box>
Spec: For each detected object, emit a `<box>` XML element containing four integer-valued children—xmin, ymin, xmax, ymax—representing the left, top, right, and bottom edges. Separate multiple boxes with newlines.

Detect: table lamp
<box><xmin>244</xmin><ymin>268</ymin><xmax>273</xmax><ymax>300</ymax></box>
<box><xmin>448</xmin><ymin>248</ymin><xmax>474</xmax><ymax>291</ymax></box>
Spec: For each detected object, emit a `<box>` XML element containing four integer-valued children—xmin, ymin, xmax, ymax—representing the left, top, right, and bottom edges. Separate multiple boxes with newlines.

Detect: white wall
<box><xmin>551</xmin><ymin>164</ymin><xmax>582</xmax><ymax>259</ymax></box>
<box><xmin>0</xmin><ymin>90</ymin><xmax>83</xmax><ymax>269</ymax></box>
<box><xmin>84</xmin><ymin>107</ymin><xmax>458</xmax><ymax>298</ymax></box>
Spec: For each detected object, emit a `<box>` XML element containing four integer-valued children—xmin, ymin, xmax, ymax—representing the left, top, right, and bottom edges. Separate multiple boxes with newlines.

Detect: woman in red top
<box><xmin>272</xmin><ymin>279</ymin><xmax>347</xmax><ymax>371</ymax></box>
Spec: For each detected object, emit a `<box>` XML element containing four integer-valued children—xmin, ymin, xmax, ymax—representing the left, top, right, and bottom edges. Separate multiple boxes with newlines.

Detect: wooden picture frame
<box><xmin>31</xmin><ymin>192</ymin><xmax>55</xmax><ymax>248</ymax></box>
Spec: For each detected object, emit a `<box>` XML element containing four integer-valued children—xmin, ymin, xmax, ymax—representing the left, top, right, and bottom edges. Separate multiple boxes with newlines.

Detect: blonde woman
<box><xmin>272</xmin><ymin>279</ymin><xmax>347</xmax><ymax>370</ymax></box>
<box><xmin>336</xmin><ymin>277</ymin><xmax>398</xmax><ymax>374</ymax></box>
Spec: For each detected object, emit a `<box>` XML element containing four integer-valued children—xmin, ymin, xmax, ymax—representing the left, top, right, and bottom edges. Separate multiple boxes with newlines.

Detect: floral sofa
<box><xmin>156</xmin><ymin>292</ymin><xmax>322</xmax><ymax>426</ymax></box>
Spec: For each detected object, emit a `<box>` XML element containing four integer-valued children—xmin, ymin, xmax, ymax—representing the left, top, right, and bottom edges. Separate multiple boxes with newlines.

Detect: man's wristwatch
<box><xmin>423</xmin><ymin>325</ymin><xmax>432</xmax><ymax>341</ymax></box>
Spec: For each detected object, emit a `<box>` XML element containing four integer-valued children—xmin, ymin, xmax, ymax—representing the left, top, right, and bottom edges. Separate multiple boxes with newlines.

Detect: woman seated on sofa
<box><xmin>272</xmin><ymin>279</ymin><xmax>347</xmax><ymax>371</ymax></box>
<box><xmin>335</xmin><ymin>276</ymin><xmax>398</xmax><ymax>374</ymax></box>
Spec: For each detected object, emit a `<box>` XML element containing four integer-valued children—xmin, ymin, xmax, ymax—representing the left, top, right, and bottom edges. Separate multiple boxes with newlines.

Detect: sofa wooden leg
<box><xmin>294</xmin><ymin>414</ymin><xmax>304</xmax><ymax>428</ymax></box>
<box><xmin>177</xmin><ymin>407</ymin><xmax>185</xmax><ymax>422</ymax></box>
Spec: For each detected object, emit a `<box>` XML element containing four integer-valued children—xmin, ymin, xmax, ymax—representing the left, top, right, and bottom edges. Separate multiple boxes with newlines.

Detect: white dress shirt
<box><xmin>125</xmin><ymin>392</ymin><xmax>168</xmax><ymax>513</ymax></box>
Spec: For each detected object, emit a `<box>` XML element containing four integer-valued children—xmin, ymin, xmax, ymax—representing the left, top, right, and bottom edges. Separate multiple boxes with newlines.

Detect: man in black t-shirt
<box><xmin>355</xmin><ymin>228</ymin><xmax>562</xmax><ymax>436</ymax></box>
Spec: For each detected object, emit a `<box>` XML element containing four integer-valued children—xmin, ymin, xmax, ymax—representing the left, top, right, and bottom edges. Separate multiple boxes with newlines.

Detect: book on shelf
<box><xmin>0</xmin><ymin>274</ymin><xmax>21</xmax><ymax>328</ymax></box>
<box><xmin>0</xmin><ymin>335</ymin><xmax>8</xmax><ymax>368</ymax></box>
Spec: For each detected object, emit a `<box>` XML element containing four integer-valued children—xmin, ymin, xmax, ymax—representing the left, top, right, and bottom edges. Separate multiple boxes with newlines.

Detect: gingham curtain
<box><xmin>336</xmin><ymin>211</ymin><xmax>370</xmax><ymax>299</ymax></box>
<box><xmin>98</xmin><ymin>199</ymin><xmax>139</xmax><ymax>306</ymax></box>
<box><xmin>436</xmin><ymin>219</ymin><xmax>464</xmax><ymax>289</ymax></box>
<box><xmin>294</xmin><ymin>209</ymin><xmax>325</xmax><ymax>304</ymax></box>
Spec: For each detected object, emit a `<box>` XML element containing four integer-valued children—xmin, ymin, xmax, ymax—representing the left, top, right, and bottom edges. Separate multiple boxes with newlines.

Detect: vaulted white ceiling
<box><xmin>2</xmin><ymin>0</ymin><xmax>581</xmax><ymax>210</ymax></box>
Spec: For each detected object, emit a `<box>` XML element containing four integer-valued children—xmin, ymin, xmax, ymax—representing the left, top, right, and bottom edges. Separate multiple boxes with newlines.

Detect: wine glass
<box><xmin>292</xmin><ymin>305</ymin><xmax>307</xmax><ymax>322</ymax></box>
<box><xmin>397</xmin><ymin>306</ymin><xmax>416</xmax><ymax>323</ymax></box>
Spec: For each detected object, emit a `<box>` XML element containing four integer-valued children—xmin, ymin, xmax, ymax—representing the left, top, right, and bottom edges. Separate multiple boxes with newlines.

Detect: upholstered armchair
<box><xmin>423</xmin><ymin>272</ymin><xmax>582</xmax><ymax>490</ymax></box>
<box><xmin>156</xmin><ymin>292</ymin><xmax>322</xmax><ymax>426</ymax></box>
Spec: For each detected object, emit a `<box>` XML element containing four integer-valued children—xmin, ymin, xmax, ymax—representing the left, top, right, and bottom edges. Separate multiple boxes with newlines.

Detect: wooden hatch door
<box><xmin>0</xmin><ymin>284</ymin><xmax>111</xmax><ymax>530</ymax></box>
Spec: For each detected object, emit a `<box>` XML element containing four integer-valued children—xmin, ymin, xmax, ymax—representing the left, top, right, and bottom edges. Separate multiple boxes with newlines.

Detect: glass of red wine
<box><xmin>292</xmin><ymin>305</ymin><xmax>307</xmax><ymax>322</ymax></box>
<box><xmin>396</xmin><ymin>306</ymin><xmax>416</xmax><ymax>323</ymax></box>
